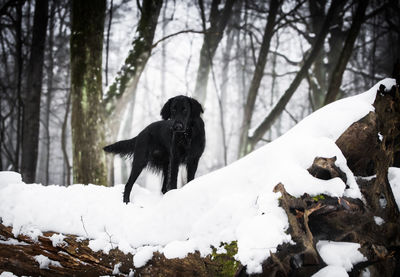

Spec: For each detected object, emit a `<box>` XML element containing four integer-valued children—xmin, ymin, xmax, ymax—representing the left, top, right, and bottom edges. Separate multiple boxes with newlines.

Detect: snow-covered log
<box><xmin>0</xmin><ymin>222</ymin><xmax>235</xmax><ymax>276</ymax></box>
<box><xmin>0</xmin><ymin>79</ymin><xmax>399</xmax><ymax>276</ymax></box>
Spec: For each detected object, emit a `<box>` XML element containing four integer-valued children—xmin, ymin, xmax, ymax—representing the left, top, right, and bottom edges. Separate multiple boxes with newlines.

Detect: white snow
<box><xmin>388</xmin><ymin>167</ymin><xmax>400</xmax><ymax>208</ymax></box>
<box><xmin>0</xmin><ymin>171</ymin><xmax>22</xmax><ymax>187</ymax></box>
<box><xmin>112</xmin><ymin>262</ymin><xmax>122</xmax><ymax>275</ymax></box>
<box><xmin>133</xmin><ymin>246</ymin><xmax>160</xmax><ymax>268</ymax></box>
<box><xmin>0</xmin><ymin>79</ymin><xmax>395</xmax><ymax>274</ymax></box>
<box><xmin>0</xmin><ymin>272</ymin><xmax>18</xmax><ymax>277</ymax></box>
<box><xmin>312</xmin><ymin>265</ymin><xmax>349</xmax><ymax>277</ymax></box>
<box><xmin>49</xmin><ymin>233</ymin><xmax>67</xmax><ymax>247</ymax></box>
<box><xmin>374</xmin><ymin>216</ymin><xmax>384</xmax><ymax>226</ymax></box>
<box><xmin>0</xmin><ymin>237</ymin><xmax>28</xmax><ymax>246</ymax></box>
<box><xmin>34</xmin><ymin>254</ymin><xmax>62</xmax><ymax>269</ymax></box>
<box><xmin>316</xmin><ymin>240</ymin><xmax>366</xmax><ymax>271</ymax></box>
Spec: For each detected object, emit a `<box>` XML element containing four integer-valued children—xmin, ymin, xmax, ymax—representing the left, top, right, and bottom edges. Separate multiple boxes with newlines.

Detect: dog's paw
<box><xmin>123</xmin><ymin>196</ymin><xmax>130</xmax><ymax>204</ymax></box>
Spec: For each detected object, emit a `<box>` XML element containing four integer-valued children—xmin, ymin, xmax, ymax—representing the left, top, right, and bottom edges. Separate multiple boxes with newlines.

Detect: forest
<box><xmin>0</xmin><ymin>0</ymin><xmax>400</xmax><ymax>276</ymax></box>
<box><xmin>0</xmin><ymin>0</ymin><xmax>398</xmax><ymax>185</ymax></box>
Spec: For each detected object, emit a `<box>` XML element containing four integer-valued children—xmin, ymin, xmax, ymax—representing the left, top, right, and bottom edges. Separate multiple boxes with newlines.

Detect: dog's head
<box><xmin>160</xmin><ymin>95</ymin><xmax>204</xmax><ymax>132</ymax></box>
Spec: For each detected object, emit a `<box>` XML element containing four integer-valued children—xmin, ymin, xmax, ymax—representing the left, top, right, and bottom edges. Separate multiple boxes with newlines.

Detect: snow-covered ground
<box><xmin>0</xmin><ymin>79</ymin><xmax>398</xmax><ymax>274</ymax></box>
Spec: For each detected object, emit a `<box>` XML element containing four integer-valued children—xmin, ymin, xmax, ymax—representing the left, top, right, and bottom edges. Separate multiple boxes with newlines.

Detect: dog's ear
<box><xmin>161</xmin><ymin>98</ymin><xmax>173</xmax><ymax>119</ymax></box>
<box><xmin>189</xmin><ymin>98</ymin><xmax>204</xmax><ymax>118</ymax></box>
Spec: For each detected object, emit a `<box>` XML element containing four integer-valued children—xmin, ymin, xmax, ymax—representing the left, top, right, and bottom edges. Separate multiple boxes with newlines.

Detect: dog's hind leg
<box><xmin>123</xmin><ymin>161</ymin><xmax>146</xmax><ymax>203</ymax></box>
<box><xmin>123</xmin><ymin>135</ymin><xmax>148</xmax><ymax>203</ymax></box>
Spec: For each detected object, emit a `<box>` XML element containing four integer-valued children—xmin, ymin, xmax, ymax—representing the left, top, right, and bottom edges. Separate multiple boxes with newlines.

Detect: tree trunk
<box><xmin>193</xmin><ymin>0</ymin><xmax>236</xmax><ymax>106</ymax></box>
<box><xmin>20</xmin><ymin>0</ymin><xmax>49</xmax><ymax>183</ymax></box>
<box><xmin>103</xmin><ymin>0</ymin><xmax>163</xmax><ymax>141</ymax></box>
<box><xmin>307</xmin><ymin>0</ymin><xmax>346</xmax><ymax>110</ymax></box>
<box><xmin>246</xmin><ymin>0</ymin><xmax>345</xmax><ymax>153</ymax></box>
<box><xmin>0</xmin><ymin>223</ymin><xmax>240</xmax><ymax>276</ymax></box>
<box><xmin>61</xmin><ymin>90</ymin><xmax>71</xmax><ymax>187</ymax></box>
<box><xmin>37</xmin><ymin>1</ymin><xmax>56</xmax><ymax>186</ymax></box>
<box><xmin>70</xmin><ymin>0</ymin><xmax>107</xmax><ymax>186</ymax></box>
<box><xmin>15</xmin><ymin>0</ymin><xmax>23</xmax><ymax>172</ymax></box>
<box><xmin>237</xmin><ymin>0</ymin><xmax>280</xmax><ymax>158</ymax></box>
<box><xmin>324</xmin><ymin>0</ymin><xmax>369</xmax><ymax>105</ymax></box>
<box><xmin>218</xmin><ymin>26</ymin><xmax>235</xmax><ymax>166</ymax></box>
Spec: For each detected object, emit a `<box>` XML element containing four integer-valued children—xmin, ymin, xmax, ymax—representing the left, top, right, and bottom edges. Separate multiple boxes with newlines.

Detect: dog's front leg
<box><xmin>165</xmin><ymin>134</ymin><xmax>179</xmax><ymax>192</ymax></box>
<box><xmin>187</xmin><ymin>157</ymin><xmax>200</xmax><ymax>183</ymax></box>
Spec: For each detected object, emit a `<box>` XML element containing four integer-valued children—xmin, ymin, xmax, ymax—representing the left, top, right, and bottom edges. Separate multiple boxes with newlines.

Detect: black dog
<box><xmin>104</xmin><ymin>95</ymin><xmax>205</xmax><ymax>203</ymax></box>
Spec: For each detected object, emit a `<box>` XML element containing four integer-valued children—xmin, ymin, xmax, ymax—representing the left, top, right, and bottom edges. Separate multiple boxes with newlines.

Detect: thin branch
<box><xmin>152</xmin><ymin>29</ymin><xmax>204</xmax><ymax>48</ymax></box>
<box><xmin>80</xmin><ymin>216</ymin><xmax>89</xmax><ymax>237</ymax></box>
<box><xmin>269</xmin><ymin>50</ymin><xmax>301</xmax><ymax>66</ymax></box>
<box><xmin>105</xmin><ymin>0</ymin><xmax>113</xmax><ymax>87</ymax></box>
<box><xmin>284</xmin><ymin>108</ymin><xmax>298</xmax><ymax>124</ymax></box>
<box><xmin>136</xmin><ymin>0</ymin><xmax>142</xmax><ymax>13</ymax></box>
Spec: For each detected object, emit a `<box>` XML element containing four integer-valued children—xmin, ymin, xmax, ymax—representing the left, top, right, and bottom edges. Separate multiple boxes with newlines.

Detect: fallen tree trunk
<box><xmin>1</xmin><ymin>82</ymin><xmax>399</xmax><ymax>276</ymax></box>
<box><xmin>0</xmin><ymin>223</ymin><xmax>239</xmax><ymax>276</ymax></box>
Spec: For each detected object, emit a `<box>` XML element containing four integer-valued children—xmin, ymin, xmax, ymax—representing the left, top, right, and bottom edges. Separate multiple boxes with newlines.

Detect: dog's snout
<box><xmin>173</xmin><ymin>122</ymin><xmax>184</xmax><ymax>131</ymax></box>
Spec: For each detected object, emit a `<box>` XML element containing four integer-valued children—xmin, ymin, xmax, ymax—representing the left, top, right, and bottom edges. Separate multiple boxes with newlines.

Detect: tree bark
<box><xmin>324</xmin><ymin>0</ymin><xmax>369</xmax><ymax>105</ymax></box>
<box><xmin>246</xmin><ymin>0</ymin><xmax>345</xmax><ymax>153</ymax></box>
<box><xmin>37</xmin><ymin>1</ymin><xmax>56</xmax><ymax>186</ymax></box>
<box><xmin>237</xmin><ymin>0</ymin><xmax>280</xmax><ymax>158</ymax></box>
<box><xmin>193</xmin><ymin>0</ymin><xmax>236</xmax><ymax>106</ymax></box>
<box><xmin>103</xmin><ymin>0</ymin><xmax>163</xmax><ymax>140</ymax></box>
<box><xmin>15</xmin><ymin>0</ymin><xmax>23</xmax><ymax>172</ymax></box>
<box><xmin>20</xmin><ymin>0</ymin><xmax>49</xmax><ymax>183</ymax></box>
<box><xmin>70</xmin><ymin>0</ymin><xmax>107</xmax><ymax>186</ymax></box>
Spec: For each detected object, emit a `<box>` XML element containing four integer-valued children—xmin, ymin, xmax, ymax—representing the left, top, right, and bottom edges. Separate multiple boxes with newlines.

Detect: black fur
<box><xmin>104</xmin><ymin>95</ymin><xmax>205</xmax><ymax>203</ymax></box>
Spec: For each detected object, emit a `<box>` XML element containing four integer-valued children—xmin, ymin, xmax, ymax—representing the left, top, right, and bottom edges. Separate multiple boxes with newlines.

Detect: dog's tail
<box><xmin>103</xmin><ymin>137</ymin><xmax>136</xmax><ymax>158</ymax></box>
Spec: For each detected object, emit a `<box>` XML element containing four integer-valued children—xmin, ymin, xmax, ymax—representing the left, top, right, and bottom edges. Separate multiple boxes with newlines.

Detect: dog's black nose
<box><xmin>173</xmin><ymin>122</ymin><xmax>184</xmax><ymax>131</ymax></box>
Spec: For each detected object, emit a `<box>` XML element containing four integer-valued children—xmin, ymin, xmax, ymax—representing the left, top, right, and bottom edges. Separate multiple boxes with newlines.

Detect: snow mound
<box><xmin>0</xmin><ymin>171</ymin><xmax>22</xmax><ymax>187</ymax></box>
<box><xmin>388</xmin><ymin>167</ymin><xmax>400</xmax><ymax>208</ymax></box>
<box><xmin>0</xmin><ymin>79</ymin><xmax>395</xmax><ymax>274</ymax></box>
<box><xmin>316</xmin><ymin>240</ymin><xmax>366</xmax><ymax>271</ymax></box>
<box><xmin>312</xmin><ymin>265</ymin><xmax>349</xmax><ymax>277</ymax></box>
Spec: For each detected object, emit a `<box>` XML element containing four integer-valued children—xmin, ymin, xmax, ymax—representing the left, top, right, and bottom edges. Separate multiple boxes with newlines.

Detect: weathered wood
<box><xmin>307</xmin><ymin>156</ymin><xmax>347</xmax><ymax>183</ymax></box>
<box><xmin>0</xmin><ymin>223</ymin><xmax>241</xmax><ymax>276</ymax></box>
<box><xmin>336</xmin><ymin>112</ymin><xmax>379</xmax><ymax>176</ymax></box>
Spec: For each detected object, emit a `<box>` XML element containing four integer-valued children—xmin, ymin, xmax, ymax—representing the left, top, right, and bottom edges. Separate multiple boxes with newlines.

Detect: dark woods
<box><xmin>0</xmin><ymin>0</ymin><xmax>399</xmax><ymax>186</ymax></box>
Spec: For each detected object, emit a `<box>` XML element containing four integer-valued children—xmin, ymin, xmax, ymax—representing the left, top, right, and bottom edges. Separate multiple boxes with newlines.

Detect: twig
<box><xmin>80</xmin><ymin>216</ymin><xmax>89</xmax><ymax>237</ymax></box>
<box><xmin>104</xmin><ymin>226</ymin><xmax>114</xmax><ymax>249</ymax></box>
<box><xmin>152</xmin><ymin>29</ymin><xmax>204</xmax><ymax>48</ymax></box>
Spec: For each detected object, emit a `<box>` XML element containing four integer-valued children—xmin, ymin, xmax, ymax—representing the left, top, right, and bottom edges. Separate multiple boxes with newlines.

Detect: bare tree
<box><xmin>243</xmin><ymin>0</ymin><xmax>345</xmax><ymax>154</ymax></box>
<box><xmin>37</xmin><ymin>1</ymin><xmax>56</xmax><ymax>185</ymax></box>
<box><xmin>237</xmin><ymin>0</ymin><xmax>280</xmax><ymax>158</ymax></box>
<box><xmin>70</xmin><ymin>0</ymin><xmax>107</xmax><ymax>186</ymax></box>
<box><xmin>324</xmin><ymin>0</ymin><xmax>369</xmax><ymax>104</ymax></box>
<box><xmin>103</xmin><ymin>0</ymin><xmax>163</xmax><ymax>142</ymax></box>
<box><xmin>193</xmin><ymin>0</ymin><xmax>237</xmax><ymax>105</ymax></box>
<box><xmin>20</xmin><ymin>0</ymin><xmax>49</xmax><ymax>183</ymax></box>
